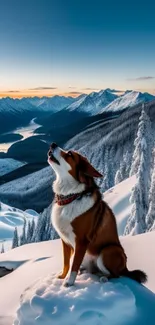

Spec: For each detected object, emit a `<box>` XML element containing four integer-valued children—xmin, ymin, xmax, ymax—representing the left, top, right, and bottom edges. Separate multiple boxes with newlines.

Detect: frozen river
<box><xmin>0</xmin><ymin>118</ymin><xmax>41</xmax><ymax>153</ymax></box>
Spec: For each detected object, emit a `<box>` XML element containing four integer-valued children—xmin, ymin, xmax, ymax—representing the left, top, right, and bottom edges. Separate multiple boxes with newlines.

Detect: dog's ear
<box><xmin>78</xmin><ymin>155</ymin><xmax>103</xmax><ymax>184</ymax></box>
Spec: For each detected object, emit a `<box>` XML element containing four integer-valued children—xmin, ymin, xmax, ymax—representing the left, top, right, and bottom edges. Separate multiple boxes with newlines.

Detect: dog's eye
<box><xmin>67</xmin><ymin>151</ymin><xmax>73</xmax><ymax>157</ymax></box>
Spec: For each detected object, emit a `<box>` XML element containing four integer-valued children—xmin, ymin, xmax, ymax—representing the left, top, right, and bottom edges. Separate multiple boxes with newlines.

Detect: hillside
<box><xmin>0</xmin><ymin>202</ymin><xmax>39</xmax><ymax>251</ymax></box>
<box><xmin>1</xmin><ymin>100</ymin><xmax>155</xmax><ymax>212</ymax></box>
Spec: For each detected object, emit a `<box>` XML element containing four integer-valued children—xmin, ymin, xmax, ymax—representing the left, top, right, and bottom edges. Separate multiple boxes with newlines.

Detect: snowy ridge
<box><xmin>66</xmin><ymin>89</ymin><xmax>118</xmax><ymax>115</ymax></box>
<box><xmin>101</xmin><ymin>90</ymin><xmax>155</xmax><ymax>112</ymax></box>
<box><xmin>0</xmin><ymin>95</ymin><xmax>76</xmax><ymax>114</ymax></box>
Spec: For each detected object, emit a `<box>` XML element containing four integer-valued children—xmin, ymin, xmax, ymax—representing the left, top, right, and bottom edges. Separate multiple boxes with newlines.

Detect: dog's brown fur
<box><xmin>50</xmin><ymin>146</ymin><xmax>147</xmax><ymax>284</ymax></box>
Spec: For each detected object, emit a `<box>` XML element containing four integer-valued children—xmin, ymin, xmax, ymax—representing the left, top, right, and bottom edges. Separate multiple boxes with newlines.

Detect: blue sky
<box><xmin>0</xmin><ymin>0</ymin><xmax>155</xmax><ymax>97</ymax></box>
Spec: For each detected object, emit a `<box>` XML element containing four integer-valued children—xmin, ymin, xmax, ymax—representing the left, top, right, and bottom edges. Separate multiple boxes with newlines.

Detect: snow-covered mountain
<box><xmin>66</xmin><ymin>89</ymin><xmax>118</xmax><ymax>115</ymax></box>
<box><xmin>101</xmin><ymin>90</ymin><xmax>155</xmax><ymax>113</ymax></box>
<box><xmin>26</xmin><ymin>95</ymin><xmax>76</xmax><ymax>112</ymax></box>
<box><xmin>0</xmin><ymin>202</ymin><xmax>39</xmax><ymax>251</ymax></box>
<box><xmin>0</xmin><ymin>95</ymin><xmax>78</xmax><ymax>134</ymax></box>
<box><xmin>0</xmin><ymin>95</ymin><xmax>76</xmax><ymax>114</ymax></box>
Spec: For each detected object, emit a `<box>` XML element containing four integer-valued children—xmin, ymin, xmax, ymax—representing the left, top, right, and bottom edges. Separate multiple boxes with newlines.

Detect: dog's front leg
<box><xmin>64</xmin><ymin>239</ymin><xmax>88</xmax><ymax>287</ymax></box>
<box><xmin>57</xmin><ymin>239</ymin><xmax>73</xmax><ymax>279</ymax></box>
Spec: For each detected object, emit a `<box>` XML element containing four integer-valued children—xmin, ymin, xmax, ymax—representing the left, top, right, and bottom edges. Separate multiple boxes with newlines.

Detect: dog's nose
<box><xmin>50</xmin><ymin>143</ymin><xmax>58</xmax><ymax>150</ymax></box>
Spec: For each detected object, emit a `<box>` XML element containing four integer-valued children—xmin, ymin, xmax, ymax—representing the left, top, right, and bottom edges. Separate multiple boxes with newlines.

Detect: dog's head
<box><xmin>48</xmin><ymin>143</ymin><xmax>102</xmax><ymax>186</ymax></box>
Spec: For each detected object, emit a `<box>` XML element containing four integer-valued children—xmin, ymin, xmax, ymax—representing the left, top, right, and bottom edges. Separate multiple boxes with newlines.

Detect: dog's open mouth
<box><xmin>48</xmin><ymin>151</ymin><xmax>60</xmax><ymax>165</ymax></box>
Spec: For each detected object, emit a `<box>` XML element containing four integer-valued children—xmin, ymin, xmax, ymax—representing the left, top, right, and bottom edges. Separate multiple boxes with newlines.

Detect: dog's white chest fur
<box><xmin>51</xmin><ymin>195</ymin><xmax>95</xmax><ymax>248</ymax></box>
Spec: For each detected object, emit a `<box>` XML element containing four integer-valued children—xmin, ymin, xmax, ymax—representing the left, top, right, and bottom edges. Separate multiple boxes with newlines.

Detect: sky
<box><xmin>0</xmin><ymin>0</ymin><xmax>155</xmax><ymax>98</ymax></box>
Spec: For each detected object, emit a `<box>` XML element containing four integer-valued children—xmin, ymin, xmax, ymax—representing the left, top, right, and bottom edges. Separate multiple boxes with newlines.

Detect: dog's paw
<box><xmin>56</xmin><ymin>272</ymin><xmax>66</xmax><ymax>279</ymax></box>
<box><xmin>63</xmin><ymin>280</ymin><xmax>74</xmax><ymax>287</ymax></box>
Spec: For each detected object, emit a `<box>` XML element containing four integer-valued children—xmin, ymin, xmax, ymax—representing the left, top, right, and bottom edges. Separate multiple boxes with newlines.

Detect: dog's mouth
<box><xmin>48</xmin><ymin>150</ymin><xmax>60</xmax><ymax>165</ymax></box>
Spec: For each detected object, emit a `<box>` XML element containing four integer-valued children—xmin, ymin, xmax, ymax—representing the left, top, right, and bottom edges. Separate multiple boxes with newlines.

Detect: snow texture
<box><xmin>14</xmin><ymin>274</ymin><xmax>155</xmax><ymax>325</ymax></box>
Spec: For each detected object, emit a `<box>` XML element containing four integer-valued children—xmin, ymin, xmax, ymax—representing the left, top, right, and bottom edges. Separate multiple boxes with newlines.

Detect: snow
<box><xmin>0</xmin><ymin>202</ymin><xmax>39</xmax><ymax>251</ymax></box>
<box><xmin>101</xmin><ymin>91</ymin><xmax>155</xmax><ymax>113</ymax></box>
<box><xmin>104</xmin><ymin>175</ymin><xmax>136</xmax><ymax>235</ymax></box>
<box><xmin>66</xmin><ymin>89</ymin><xmax>117</xmax><ymax>115</ymax></box>
<box><xmin>0</xmin><ymin>231</ymin><xmax>155</xmax><ymax>324</ymax></box>
<box><xmin>0</xmin><ymin>158</ymin><xmax>25</xmax><ymax>176</ymax></box>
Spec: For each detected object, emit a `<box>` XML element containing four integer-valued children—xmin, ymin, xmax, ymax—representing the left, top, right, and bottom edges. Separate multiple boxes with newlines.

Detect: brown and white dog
<box><xmin>48</xmin><ymin>143</ymin><xmax>147</xmax><ymax>287</ymax></box>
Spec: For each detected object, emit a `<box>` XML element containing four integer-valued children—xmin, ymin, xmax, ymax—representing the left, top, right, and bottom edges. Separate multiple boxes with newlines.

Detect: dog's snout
<box><xmin>50</xmin><ymin>143</ymin><xmax>58</xmax><ymax>150</ymax></box>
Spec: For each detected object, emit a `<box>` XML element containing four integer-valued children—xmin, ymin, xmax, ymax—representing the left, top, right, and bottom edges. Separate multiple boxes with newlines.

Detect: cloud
<box><xmin>69</xmin><ymin>86</ymin><xmax>77</xmax><ymax>89</ymax></box>
<box><xmin>68</xmin><ymin>91</ymin><xmax>83</xmax><ymax>95</ymax></box>
<box><xmin>6</xmin><ymin>90</ymin><xmax>20</xmax><ymax>93</ymax></box>
<box><xmin>82</xmin><ymin>87</ymin><xmax>100</xmax><ymax>91</ymax></box>
<box><xmin>127</xmin><ymin>76</ymin><xmax>155</xmax><ymax>81</ymax></box>
<box><xmin>29</xmin><ymin>87</ymin><xmax>58</xmax><ymax>90</ymax></box>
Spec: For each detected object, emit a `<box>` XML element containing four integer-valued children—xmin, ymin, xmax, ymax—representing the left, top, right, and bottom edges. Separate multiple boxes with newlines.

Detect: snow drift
<box><xmin>0</xmin><ymin>231</ymin><xmax>155</xmax><ymax>324</ymax></box>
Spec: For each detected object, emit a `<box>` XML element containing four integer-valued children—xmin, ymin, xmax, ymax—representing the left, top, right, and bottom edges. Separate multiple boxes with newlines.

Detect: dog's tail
<box><xmin>122</xmin><ymin>268</ymin><xmax>147</xmax><ymax>284</ymax></box>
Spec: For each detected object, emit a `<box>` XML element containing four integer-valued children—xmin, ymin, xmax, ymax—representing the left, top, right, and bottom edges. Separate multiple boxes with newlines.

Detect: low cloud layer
<box><xmin>127</xmin><ymin>76</ymin><xmax>155</xmax><ymax>81</ymax></box>
<box><xmin>29</xmin><ymin>87</ymin><xmax>58</xmax><ymax>90</ymax></box>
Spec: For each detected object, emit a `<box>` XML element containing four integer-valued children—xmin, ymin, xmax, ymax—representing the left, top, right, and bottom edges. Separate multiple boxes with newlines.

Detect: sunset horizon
<box><xmin>0</xmin><ymin>87</ymin><xmax>155</xmax><ymax>99</ymax></box>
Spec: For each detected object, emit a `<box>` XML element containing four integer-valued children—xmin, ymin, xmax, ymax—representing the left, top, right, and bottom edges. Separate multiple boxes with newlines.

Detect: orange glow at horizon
<box><xmin>0</xmin><ymin>90</ymin><xmax>84</xmax><ymax>99</ymax></box>
<box><xmin>0</xmin><ymin>88</ymin><xmax>155</xmax><ymax>99</ymax></box>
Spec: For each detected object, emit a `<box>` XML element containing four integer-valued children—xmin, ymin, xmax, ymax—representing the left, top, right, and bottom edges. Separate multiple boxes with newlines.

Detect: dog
<box><xmin>48</xmin><ymin>143</ymin><xmax>147</xmax><ymax>287</ymax></box>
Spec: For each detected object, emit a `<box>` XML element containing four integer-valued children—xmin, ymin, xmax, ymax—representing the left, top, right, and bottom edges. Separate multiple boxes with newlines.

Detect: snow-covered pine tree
<box><xmin>124</xmin><ymin>104</ymin><xmax>152</xmax><ymax>235</ymax></box>
<box><xmin>30</xmin><ymin>219</ymin><xmax>36</xmax><ymax>242</ymax></box>
<box><xmin>124</xmin><ymin>145</ymin><xmax>133</xmax><ymax>177</ymax></box>
<box><xmin>130</xmin><ymin>103</ymin><xmax>152</xmax><ymax>177</ymax></box>
<box><xmin>102</xmin><ymin>148</ymin><xmax>111</xmax><ymax>192</ymax></box>
<box><xmin>26</xmin><ymin>219</ymin><xmax>35</xmax><ymax>243</ymax></box>
<box><xmin>146</xmin><ymin>149</ymin><xmax>155</xmax><ymax>231</ymax></box>
<box><xmin>108</xmin><ymin>145</ymin><xmax>116</xmax><ymax>187</ymax></box>
<box><xmin>1</xmin><ymin>243</ymin><xmax>5</xmax><ymax>253</ymax></box>
<box><xmin>115</xmin><ymin>154</ymin><xmax>127</xmax><ymax>185</ymax></box>
<box><xmin>12</xmin><ymin>227</ymin><xmax>19</xmax><ymax>249</ymax></box>
<box><xmin>20</xmin><ymin>218</ymin><xmax>27</xmax><ymax>246</ymax></box>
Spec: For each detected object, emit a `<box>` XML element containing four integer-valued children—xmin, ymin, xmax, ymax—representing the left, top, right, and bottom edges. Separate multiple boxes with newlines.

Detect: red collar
<box><xmin>55</xmin><ymin>189</ymin><xmax>93</xmax><ymax>206</ymax></box>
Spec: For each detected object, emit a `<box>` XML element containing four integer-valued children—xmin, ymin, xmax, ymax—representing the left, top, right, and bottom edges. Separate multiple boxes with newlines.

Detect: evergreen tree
<box><xmin>1</xmin><ymin>243</ymin><xmax>5</xmax><ymax>253</ymax></box>
<box><xmin>26</xmin><ymin>220</ymin><xmax>35</xmax><ymax>243</ymax></box>
<box><xmin>30</xmin><ymin>219</ymin><xmax>36</xmax><ymax>242</ymax></box>
<box><xmin>102</xmin><ymin>148</ymin><xmax>110</xmax><ymax>192</ymax></box>
<box><xmin>146</xmin><ymin>150</ymin><xmax>155</xmax><ymax>230</ymax></box>
<box><xmin>124</xmin><ymin>105</ymin><xmax>152</xmax><ymax>235</ymax></box>
<box><xmin>130</xmin><ymin>103</ymin><xmax>152</xmax><ymax>177</ymax></box>
<box><xmin>12</xmin><ymin>227</ymin><xmax>19</xmax><ymax>249</ymax></box>
<box><xmin>115</xmin><ymin>155</ymin><xmax>127</xmax><ymax>185</ymax></box>
<box><xmin>20</xmin><ymin>218</ymin><xmax>27</xmax><ymax>246</ymax></box>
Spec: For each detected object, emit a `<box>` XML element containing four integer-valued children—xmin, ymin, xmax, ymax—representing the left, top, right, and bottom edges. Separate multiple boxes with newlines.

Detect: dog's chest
<box><xmin>51</xmin><ymin>195</ymin><xmax>95</xmax><ymax>248</ymax></box>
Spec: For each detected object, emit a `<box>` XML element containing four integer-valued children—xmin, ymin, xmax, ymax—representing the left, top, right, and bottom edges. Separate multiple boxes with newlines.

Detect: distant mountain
<box><xmin>101</xmin><ymin>91</ymin><xmax>155</xmax><ymax>113</ymax></box>
<box><xmin>26</xmin><ymin>95</ymin><xmax>76</xmax><ymax>112</ymax></box>
<box><xmin>66</xmin><ymin>89</ymin><xmax>118</xmax><ymax>115</ymax></box>
<box><xmin>0</xmin><ymin>95</ymin><xmax>78</xmax><ymax>134</ymax></box>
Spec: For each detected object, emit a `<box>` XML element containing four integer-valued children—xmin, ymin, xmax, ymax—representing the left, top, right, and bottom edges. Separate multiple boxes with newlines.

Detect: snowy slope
<box><xmin>66</xmin><ymin>89</ymin><xmax>118</xmax><ymax>115</ymax></box>
<box><xmin>0</xmin><ymin>202</ymin><xmax>39</xmax><ymax>251</ymax></box>
<box><xmin>104</xmin><ymin>175</ymin><xmax>136</xmax><ymax>235</ymax></box>
<box><xmin>0</xmin><ymin>232</ymin><xmax>155</xmax><ymax>325</ymax></box>
<box><xmin>101</xmin><ymin>91</ymin><xmax>155</xmax><ymax>112</ymax></box>
<box><xmin>0</xmin><ymin>158</ymin><xmax>25</xmax><ymax>176</ymax></box>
